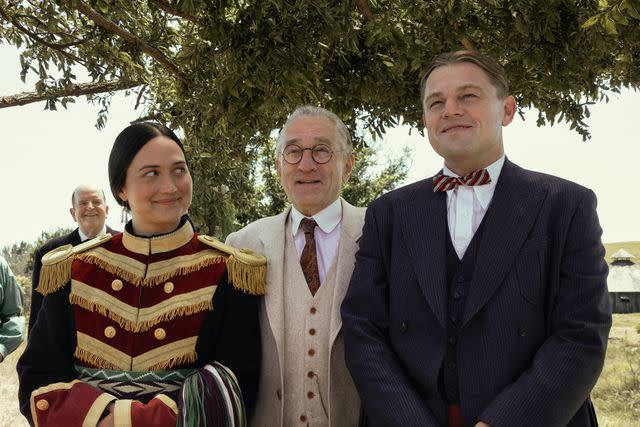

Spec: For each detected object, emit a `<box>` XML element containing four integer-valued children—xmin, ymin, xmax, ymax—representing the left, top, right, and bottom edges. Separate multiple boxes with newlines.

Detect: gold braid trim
<box><xmin>76</xmin><ymin>252</ymin><xmax>144</xmax><ymax>286</ymax></box>
<box><xmin>75</xmin><ymin>252</ymin><xmax>229</xmax><ymax>287</ymax></box>
<box><xmin>147</xmin><ymin>351</ymin><xmax>198</xmax><ymax>371</ymax></box>
<box><xmin>37</xmin><ymin>255</ymin><xmax>74</xmax><ymax>295</ymax></box>
<box><xmin>227</xmin><ymin>255</ymin><xmax>266</xmax><ymax>295</ymax></box>
<box><xmin>70</xmin><ymin>293</ymin><xmax>213</xmax><ymax>332</ymax></box>
<box><xmin>145</xmin><ymin>254</ymin><xmax>227</xmax><ymax>287</ymax></box>
<box><xmin>74</xmin><ymin>347</ymin><xmax>121</xmax><ymax>371</ymax></box>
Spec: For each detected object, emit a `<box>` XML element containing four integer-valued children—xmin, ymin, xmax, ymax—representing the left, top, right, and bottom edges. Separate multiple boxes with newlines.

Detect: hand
<box><xmin>475</xmin><ymin>422</ymin><xmax>491</xmax><ymax>427</ymax></box>
<box><xmin>97</xmin><ymin>403</ymin><xmax>115</xmax><ymax>427</ymax></box>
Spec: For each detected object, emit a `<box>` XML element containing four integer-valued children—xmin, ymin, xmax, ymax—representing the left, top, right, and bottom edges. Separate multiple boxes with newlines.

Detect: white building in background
<box><xmin>608</xmin><ymin>248</ymin><xmax>640</xmax><ymax>313</ymax></box>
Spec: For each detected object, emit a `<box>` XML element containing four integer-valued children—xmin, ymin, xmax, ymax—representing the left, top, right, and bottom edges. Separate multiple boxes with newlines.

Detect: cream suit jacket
<box><xmin>226</xmin><ymin>198</ymin><xmax>365</xmax><ymax>426</ymax></box>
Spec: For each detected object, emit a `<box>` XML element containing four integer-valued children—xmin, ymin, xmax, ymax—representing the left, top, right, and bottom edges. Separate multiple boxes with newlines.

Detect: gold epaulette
<box><xmin>198</xmin><ymin>235</ymin><xmax>266</xmax><ymax>295</ymax></box>
<box><xmin>37</xmin><ymin>234</ymin><xmax>113</xmax><ymax>295</ymax></box>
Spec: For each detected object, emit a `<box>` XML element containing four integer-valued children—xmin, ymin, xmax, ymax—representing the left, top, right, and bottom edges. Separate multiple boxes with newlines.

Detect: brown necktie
<box><xmin>300</xmin><ymin>218</ymin><xmax>321</xmax><ymax>296</ymax></box>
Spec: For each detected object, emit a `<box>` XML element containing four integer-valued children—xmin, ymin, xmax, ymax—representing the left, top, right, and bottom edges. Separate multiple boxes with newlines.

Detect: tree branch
<box><xmin>147</xmin><ymin>0</ymin><xmax>198</xmax><ymax>23</ymax></box>
<box><xmin>0</xmin><ymin>5</ymin><xmax>86</xmax><ymax>63</ymax></box>
<box><xmin>67</xmin><ymin>0</ymin><xmax>186</xmax><ymax>81</ymax></box>
<box><xmin>0</xmin><ymin>79</ymin><xmax>142</xmax><ymax>109</ymax></box>
<box><xmin>355</xmin><ymin>0</ymin><xmax>376</xmax><ymax>21</ymax></box>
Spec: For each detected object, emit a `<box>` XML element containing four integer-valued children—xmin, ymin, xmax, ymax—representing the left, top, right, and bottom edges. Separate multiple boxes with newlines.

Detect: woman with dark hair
<box><xmin>18</xmin><ymin>122</ymin><xmax>264</xmax><ymax>427</ymax></box>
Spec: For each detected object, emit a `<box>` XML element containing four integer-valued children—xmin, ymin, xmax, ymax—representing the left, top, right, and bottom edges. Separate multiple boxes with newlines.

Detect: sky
<box><xmin>1</xmin><ymin>43</ymin><xmax>639</xmax><ymax>248</ymax></box>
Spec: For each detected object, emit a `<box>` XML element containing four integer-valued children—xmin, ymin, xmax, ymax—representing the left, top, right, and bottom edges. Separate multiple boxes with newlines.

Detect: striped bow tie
<box><xmin>432</xmin><ymin>169</ymin><xmax>491</xmax><ymax>192</ymax></box>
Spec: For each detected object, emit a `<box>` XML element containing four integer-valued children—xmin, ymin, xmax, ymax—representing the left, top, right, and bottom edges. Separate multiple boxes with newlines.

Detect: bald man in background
<box><xmin>28</xmin><ymin>185</ymin><xmax>118</xmax><ymax>332</ymax></box>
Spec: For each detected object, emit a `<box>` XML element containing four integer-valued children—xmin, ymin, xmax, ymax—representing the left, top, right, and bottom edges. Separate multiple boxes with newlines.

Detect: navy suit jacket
<box><xmin>29</xmin><ymin>226</ymin><xmax>119</xmax><ymax>332</ymax></box>
<box><xmin>341</xmin><ymin>159</ymin><xmax>611</xmax><ymax>427</ymax></box>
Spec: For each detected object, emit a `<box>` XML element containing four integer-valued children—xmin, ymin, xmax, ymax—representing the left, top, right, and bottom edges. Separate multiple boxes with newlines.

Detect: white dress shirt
<box><xmin>443</xmin><ymin>156</ymin><xmax>505</xmax><ymax>259</ymax></box>
<box><xmin>290</xmin><ymin>198</ymin><xmax>342</xmax><ymax>284</ymax></box>
<box><xmin>78</xmin><ymin>225</ymin><xmax>107</xmax><ymax>242</ymax></box>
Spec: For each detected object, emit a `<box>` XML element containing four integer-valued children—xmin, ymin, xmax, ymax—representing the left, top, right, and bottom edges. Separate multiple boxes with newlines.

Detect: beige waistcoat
<box><xmin>282</xmin><ymin>229</ymin><xmax>338</xmax><ymax>426</ymax></box>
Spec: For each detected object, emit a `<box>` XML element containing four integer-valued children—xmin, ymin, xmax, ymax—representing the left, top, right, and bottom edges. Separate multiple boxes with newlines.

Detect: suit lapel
<box><xmin>259</xmin><ymin>208</ymin><xmax>289</xmax><ymax>372</ymax></box>
<box><xmin>399</xmin><ymin>179</ymin><xmax>449</xmax><ymax>329</ymax></box>
<box><xmin>329</xmin><ymin>199</ymin><xmax>365</xmax><ymax>344</ymax></box>
<box><xmin>462</xmin><ymin>159</ymin><xmax>547</xmax><ymax>326</ymax></box>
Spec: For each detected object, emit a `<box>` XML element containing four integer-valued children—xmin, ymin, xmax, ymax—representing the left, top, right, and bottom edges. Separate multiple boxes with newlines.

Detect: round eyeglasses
<box><xmin>282</xmin><ymin>144</ymin><xmax>339</xmax><ymax>165</ymax></box>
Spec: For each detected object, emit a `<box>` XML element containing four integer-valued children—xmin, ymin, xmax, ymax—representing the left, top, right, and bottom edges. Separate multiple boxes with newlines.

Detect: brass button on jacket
<box><xmin>104</xmin><ymin>326</ymin><xmax>116</xmax><ymax>338</ymax></box>
<box><xmin>154</xmin><ymin>328</ymin><xmax>167</xmax><ymax>340</ymax></box>
<box><xmin>111</xmin><ymin>279</ymin><xmax>123</xmax><ymax>291</ymax></box>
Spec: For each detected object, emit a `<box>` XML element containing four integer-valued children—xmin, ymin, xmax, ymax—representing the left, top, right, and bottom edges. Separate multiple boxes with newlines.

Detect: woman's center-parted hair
<box><xmin>275</xmin><ymin>106</ymin><xmax>353</xmax><ymax>158</ymax></box>
<box><xmin>108</xmin><ymin>122</ymin><xmax>187</xmax><ymax>209</ymax></box>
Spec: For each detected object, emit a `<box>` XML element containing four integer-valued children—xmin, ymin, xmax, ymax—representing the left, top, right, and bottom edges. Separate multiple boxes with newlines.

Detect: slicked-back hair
<box><xmin>420</xmin><ymin>50</ymin><xmax>510</xmax><ymax>109</ymax></box>
<box><xmin>275</xmin><ymin>106</ymin><xmax>353</xmax><ymax>158</ymax></box>
<box><xmin>108</xmin><ymin>122</ymin><xmax>187</xmax><ymax>208</ymax></box>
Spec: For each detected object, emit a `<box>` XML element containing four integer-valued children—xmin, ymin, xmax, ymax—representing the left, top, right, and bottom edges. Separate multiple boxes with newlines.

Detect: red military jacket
<box><xmin>18</xmin><ymin>220</ymin><xmax>265</xmax><ymax>426</ymax></box>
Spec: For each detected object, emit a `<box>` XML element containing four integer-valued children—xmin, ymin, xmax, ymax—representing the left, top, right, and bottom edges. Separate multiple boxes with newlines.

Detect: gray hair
<box><xmin>275</xmin><ymin>106</ymin><xmax>353</xmax><ymax>158</ymax></box>
<box><xmin>71</xmin><ymin>185</ymin><xmax>107</xmax><ymax>207</ymax></box>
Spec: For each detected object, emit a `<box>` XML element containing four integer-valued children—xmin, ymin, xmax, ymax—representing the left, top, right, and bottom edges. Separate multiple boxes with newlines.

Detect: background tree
<box><xmin>1</xmin><ymin>0</ymin><xmax>638</xmax><ymax>234</ymax></box>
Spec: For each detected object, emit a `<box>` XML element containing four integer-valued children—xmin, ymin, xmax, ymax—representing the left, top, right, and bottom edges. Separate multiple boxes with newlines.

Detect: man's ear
<box><xmin>502</xmin><ymin>95</ymin><xmax>517</xmax><ymax>126</ymax></box>
<box><xmin>342</xmin><ymin>153</ymin><xmax>355</xmax><ymax>182</ymax></box>
<box><xmin>70</xmin><ymin>207</ymin><xmax>78</xmax><ymax>223</ymax></box>
<box><xmin>104</xmin><ymin>205</ymin><xmax>109</xmax><ymax>217</ymax></box>
<box><xmin>275</xmin><ymin>158</ymin><xmax>282</xmax><ymax>179</ymax></box>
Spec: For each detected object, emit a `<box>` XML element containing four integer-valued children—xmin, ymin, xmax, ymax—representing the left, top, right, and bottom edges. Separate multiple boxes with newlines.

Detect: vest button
<box><xmin>308</xmin><ymin>348</ymin><xmax>315</xmax><ymax>356</ymax></box>
<box><xmin>519</xmin><ymin>328</ymin><xmax>528</xmax><ymax>337</ymax></box>
<box><xmin>307</xmin><ymin>391</ymin><xmax>314</xmax><ymax>399</ymax></box>
<box><xmin>154</xmin><ymin>328</ymin><xmax>166</xmax><ymax>340</ymax></box>
<box><xmin>307</xmin><ymin>371</ymin><xmax>315</xmax><ymax>378</ymax></box>
<box><xmin>450</xmin><ymin>315</ymin><xmax>458</xmax><ymax>324</ymax></box>
<box><xmin>164</xmin><ymin>282</ymin><xmax>174</xmax><ymax>294</ymax></box>
<box><xmin>104</xmin><ymin>326</ymin><xmax>116</xmax><ymax>338</ymax></box>
<box><xmin>111</xmin><ymin>279</ymin><xmax>123</xmax><ymax>291</ymax></box>
<box><xmin>453</xmin><ymin>291</ymin><xmax>461</xmax><ymax>300</ymax></box>
<box><xmin>300</xmin><ymin>415</ymin><xmax>307</xmax><ymax>422</ymax></box>
<box><xmin>308</xmin><ymin>328</ymin><xmax>316</xmax><ymax>335</ymax></box>
<box><xmin>448</xmin><ymin>361</ymin><xmax>457</xmax><ymax>370</ymax></box>
<box><xmin>310</xmin><ymin>307</ymin><xmax>317</xmax><ymax>314</ymax></box>
<box><xmin>36</xmin><ymin>399</ymin><xmax>49</xmax><ymax>411</ymax></box>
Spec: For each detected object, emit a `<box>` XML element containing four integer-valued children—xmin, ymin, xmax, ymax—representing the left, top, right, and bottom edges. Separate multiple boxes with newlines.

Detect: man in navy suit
<box><xmin>341</xmin><ymin>50</ymin><xmax>612</xmax><ymax>427</ymax></box>
<box><xmin>29</xmin><ymin>184</ymin><xmax>118</xmax><ymax>332</ymax></box>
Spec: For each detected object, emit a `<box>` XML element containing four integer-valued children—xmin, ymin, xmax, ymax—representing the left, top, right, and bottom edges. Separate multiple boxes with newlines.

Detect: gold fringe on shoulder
<box><xmin>74</xmin><ymin>347</ymin><xmax>121</xmax><ymax>371</ymax></box>
<box><xmin>37</xmin><ymin>255</ymin><xmax>74</xmax><ymax>295</ymax></box>
<box><xmin>37</xmin><ymin>235</ymin><xmax>112</xmax><ymax>295</ymax></box>
<box><xmin>227</xmin><ymin>255</ymin><xmax>266</xmax><ymax>295</ymax></box>
<box><xmin>70</xmin><ymin>292</ymin><xmax>213</xmax><ymax>332</ymax></box>
<box><xmin>147</xmin><ymin>351</ymin><xmax>197</xmax><ymax>371</ymax></box>
<box><xmin>198</xmin><ymin>235</ymin><xmax>267</xmax><ymax>295</ymax></box>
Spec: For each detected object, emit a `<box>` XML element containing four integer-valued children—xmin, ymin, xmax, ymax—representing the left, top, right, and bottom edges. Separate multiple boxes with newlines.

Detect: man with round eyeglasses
<box><xmin>227</xmin><ymin>105</ymin><xmax>365</xmax><ymax>426</ymax></box>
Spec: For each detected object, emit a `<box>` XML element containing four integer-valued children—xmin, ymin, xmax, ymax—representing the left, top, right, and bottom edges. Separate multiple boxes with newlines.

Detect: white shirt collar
<box><xmin>78</xmin><ymin>225</ymin><xmax>107</xmax><ymax>242</ymax></box>
<box><xmin>290</xmin><ymin>198</ymin><xmax>342</xmax><ymax>236</ymax></box>
<box><xmin>442</xmin><ymin>155</ymin><xmax>505</xmax><ymax>210</ymax></box>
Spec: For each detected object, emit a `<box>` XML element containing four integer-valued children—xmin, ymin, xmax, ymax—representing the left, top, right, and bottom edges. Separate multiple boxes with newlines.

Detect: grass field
<box><xmin>2</xmin><ymin>314</ymin><xmax>638</xmax><ymax>426</ymax></box>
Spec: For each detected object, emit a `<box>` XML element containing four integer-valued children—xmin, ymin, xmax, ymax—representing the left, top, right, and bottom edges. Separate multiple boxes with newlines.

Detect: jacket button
<box><xmin>164</xmin><ymin>282</ymin><xmax>174</xmax><ymax>294</ymax></box>
<box><xmin>519</xmin><ymin>328</ymin><xmax>528</xmax><ymax>337</ymax></box>
<box><xmin>36</xmin><ymin>399</ymin><xmax>49</xmax><ymax>411</ymax></box>
<box><xmin>111</xmin><ymin>279</ymin><xmax>123</xmax><ymax>291</ymax></box>
<box><xmin>104</xmin><ymin>326</ymin><xmax>116</xmax><ymax>338</ymax></box>
<box><xmin>154</xmin><ymin>328</ymin><xmax>166</xmax><ymax>340</ymax></box>
<box><xmin>400</xmin><ymin>321</ymin><xmax>408</xmax><ymax>333</ymax></box>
